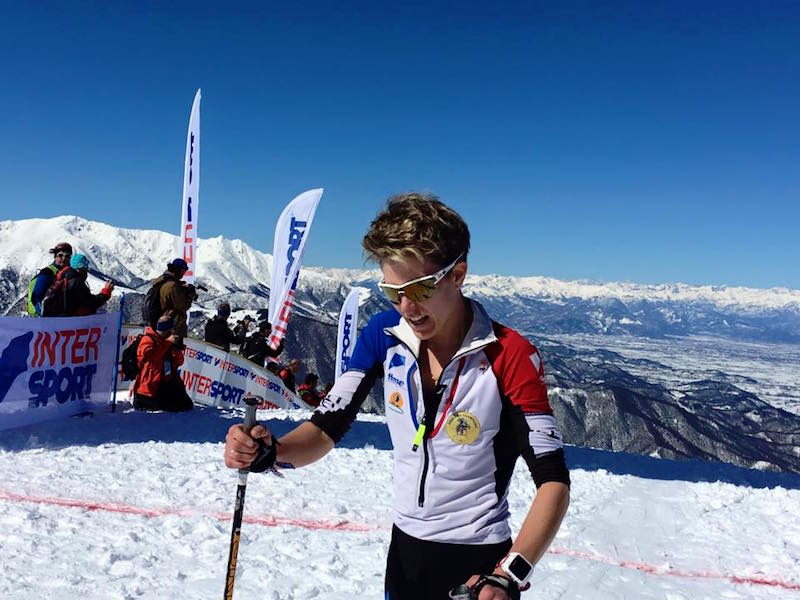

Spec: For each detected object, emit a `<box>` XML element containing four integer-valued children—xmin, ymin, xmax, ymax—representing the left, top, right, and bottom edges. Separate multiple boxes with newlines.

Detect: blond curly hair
<box><xmin>362</xmin><ymin>192</ymin><xmax>470</xmax><ymax>268</ymax></box>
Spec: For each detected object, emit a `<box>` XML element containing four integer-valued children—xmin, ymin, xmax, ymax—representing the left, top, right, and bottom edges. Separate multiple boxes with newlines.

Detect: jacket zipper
<box><xmin>413</xmin><ymin>357</ymin><xmax>466</xmax><ymax>508</ymax></box>
<box><xmin>418</xmin><ymin>436</ymin><xmax>431</xmax><ymax>506</ymax></box>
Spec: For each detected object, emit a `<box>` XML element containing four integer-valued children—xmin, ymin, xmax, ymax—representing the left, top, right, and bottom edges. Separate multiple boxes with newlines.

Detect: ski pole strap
<box><xmin>248</xmin><ymin>437</ymin><xmax>277</xmax><ymax>473</ymax></box>
<box><xmin>239</xmin><ymin>393</ymin><xmax>278</xmax><ymax>474</ymax></box>
<box><xmin>449</xmin><ymin>574</ymin><xmax>522</xmax><ymax>600</ymax></box>
<box><xmin>448</xmin><ymin>584</ymin><xmax>472</xmax><ymax>600</ymax></box>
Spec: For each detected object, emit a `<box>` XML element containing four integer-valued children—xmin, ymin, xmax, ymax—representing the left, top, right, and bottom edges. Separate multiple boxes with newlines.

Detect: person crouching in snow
<box><xmin>133</xmin><ymin>311</ymin><xmax>193</xmax><ymax>412</ymax></box>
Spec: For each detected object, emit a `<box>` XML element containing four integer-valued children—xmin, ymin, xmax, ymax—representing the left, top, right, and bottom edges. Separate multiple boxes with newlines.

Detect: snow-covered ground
<box><xmin>1</xmin><ymin>405</ymin><xmax>799</xmax><ymax>599</ymax></box>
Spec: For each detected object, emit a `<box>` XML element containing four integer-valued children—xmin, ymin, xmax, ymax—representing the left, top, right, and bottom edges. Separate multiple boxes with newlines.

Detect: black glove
<box><xmin>449</xmin><ymin>574</ymin><xmax>520</xmax><ymax>600</ymax></box>
<box><xmin>248</xmin><ymin>436</ymin><xmax>277</xmax><ymax>473</ymax></box>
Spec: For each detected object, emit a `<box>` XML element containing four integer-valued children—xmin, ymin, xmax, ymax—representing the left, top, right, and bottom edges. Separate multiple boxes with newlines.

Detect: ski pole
<box><xmin>223</xmin><ymin>394</ymin><xmax>261</xmax><ymax>600</ymax></box>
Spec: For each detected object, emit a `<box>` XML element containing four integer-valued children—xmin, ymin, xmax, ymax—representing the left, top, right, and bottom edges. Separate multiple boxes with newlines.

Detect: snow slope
<box><xmin>1</xmin><ymin>404</ymin><xmax>798</xmax><ymax>599</ymax></box>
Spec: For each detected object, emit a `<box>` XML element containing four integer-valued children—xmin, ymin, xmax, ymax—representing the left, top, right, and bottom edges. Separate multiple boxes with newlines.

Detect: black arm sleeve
<box><xmin>523</xmin><ymin>447</ymin><xmax>570</xmax><ymax>488</ymax></box>
<box><xmin>309</xmin><ymin>364</ymin><xmax>382</xmax><ymax>444</ymax></box>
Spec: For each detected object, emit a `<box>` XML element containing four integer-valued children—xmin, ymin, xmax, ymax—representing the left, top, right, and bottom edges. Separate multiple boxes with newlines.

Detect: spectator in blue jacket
<box><xmin>27</xmin><ymin>242</ymin><xmax>72</xmax><ymax>316</ymax></box>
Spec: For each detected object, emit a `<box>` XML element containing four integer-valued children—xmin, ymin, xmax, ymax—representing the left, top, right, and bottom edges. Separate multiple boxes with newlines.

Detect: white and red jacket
<box><xmin>311</xmin><ymin>299</ymin><xmax>569</xmax><ymax>544</ymax></box>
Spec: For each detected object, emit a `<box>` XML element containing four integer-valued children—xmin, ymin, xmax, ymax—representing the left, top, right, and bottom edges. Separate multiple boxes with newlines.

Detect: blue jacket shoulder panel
<box><xmin>347</xmin><ymin>309</ymin><xmax>402</xmax><ymax>372</ymax></box>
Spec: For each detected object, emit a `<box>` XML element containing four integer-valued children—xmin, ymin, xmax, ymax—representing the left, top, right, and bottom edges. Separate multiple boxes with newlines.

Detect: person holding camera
<box><xmin>60</xmin><ymin>253</ymin><xmax>115</xmax><ymax>316</ymax></box>
<box><xmin>154</xmin><ymin>258</ymin><xmax>196</xmax><ymax>340</ymax></box>
<box><xmin>241</xmin><ymin>320</ymin><xmax>284</xmax><ymax>366</ymax></box>
<box><xmin>133</xmin><ymin>310</ymin><xmax>193</xmax><ymax>412</ymax></box>
<box><xmin>204</xmin><ymin>302</ymin><xmax>247</xmax><ymax>352</ymax></box>
<box><xmin>232</xmin><ymin>315</ymin><xmax>253</xmax><ymax>351</ymax></box>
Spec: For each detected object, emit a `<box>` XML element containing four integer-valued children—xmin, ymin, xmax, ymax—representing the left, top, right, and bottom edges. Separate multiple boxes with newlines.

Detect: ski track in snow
<box><xmin>1</xmin><ymin>406</ymin><xmax>799</xmax><ymax>599</ymax></box>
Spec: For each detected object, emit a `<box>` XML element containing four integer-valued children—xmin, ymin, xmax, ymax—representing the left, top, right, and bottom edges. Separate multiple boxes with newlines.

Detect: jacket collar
<box><xmin>384</xmin><ymin>298</ymin><xmax>497</xmax><ymax>360</ymax></box>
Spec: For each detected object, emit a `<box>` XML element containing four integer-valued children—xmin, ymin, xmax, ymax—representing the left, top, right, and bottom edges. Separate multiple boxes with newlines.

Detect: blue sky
<box><xmin>1</xmin><ymin>2</ymin><xmax>798</xmax><ymax>288</ymax></box>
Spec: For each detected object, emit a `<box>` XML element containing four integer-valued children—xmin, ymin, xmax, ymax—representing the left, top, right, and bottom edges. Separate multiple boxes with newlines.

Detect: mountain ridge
<box><xmin>3</xmin><ymin>215</ymin><xmax>800</xmax><ymax>472</ymax></box>
<box><xmin>3</xmin><ymin>215</ymin><xmax>799</xmax><ymax>336</ymax></box>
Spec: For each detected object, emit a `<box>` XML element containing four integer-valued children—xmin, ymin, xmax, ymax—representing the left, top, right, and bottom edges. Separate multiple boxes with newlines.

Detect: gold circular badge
<box><xmin>388</xmin><ymin>391</ymin><xmax>404</xmax><ymax>413</ymax></box>
<box><xmin>445</xmin><ymin>411</ymin><xmax>481</xmax><ymax>445</ymax></box>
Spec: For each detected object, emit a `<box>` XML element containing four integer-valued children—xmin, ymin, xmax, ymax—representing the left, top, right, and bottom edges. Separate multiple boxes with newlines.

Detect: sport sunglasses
<box><xmin>378</xmin><ymin>253</ymin><xmax>464</xmax><ymax>305</ymax></box>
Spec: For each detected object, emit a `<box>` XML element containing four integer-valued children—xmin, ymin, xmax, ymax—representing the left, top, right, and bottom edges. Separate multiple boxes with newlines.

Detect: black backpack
<box><xmin>142</xmin><ymin>278</ymin><xmax>167</xmax><ymax>326</ymax></box>
<box><xmin>41</xmin><ymin>267</ymin><xmax>72</xmax><ymax>317</ymax></box>
<box><xmin>120</xmin><ymin>334</ymin><xmax>143</xmax><ymax>380</ymax></box>
<box><xmin>240</xmin><ymin>335</ymin><xmax>253</xmax><ymax>358</ymax></box>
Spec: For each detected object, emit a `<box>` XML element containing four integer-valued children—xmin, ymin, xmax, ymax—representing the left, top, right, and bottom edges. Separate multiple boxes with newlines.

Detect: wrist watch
<box><xmin>499</xmin><ymin>552</ymin><xmax>534</xmax><ymax>586</ymax></box>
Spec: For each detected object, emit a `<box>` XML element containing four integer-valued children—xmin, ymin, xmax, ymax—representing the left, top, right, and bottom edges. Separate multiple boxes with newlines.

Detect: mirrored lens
<box><xmin>379</xmin><ymin>278</ymin><xmax>437</xmax><ymax>304</ymax></box>
<box><xmin>404</xmin><ymin>281</ymin><xmax>436</xmax><ymax>303</ymax></box>
<box><xmin>379</xmin><ymin>286</ymin><xmax>402</xmax><ymax>304</ymax></box>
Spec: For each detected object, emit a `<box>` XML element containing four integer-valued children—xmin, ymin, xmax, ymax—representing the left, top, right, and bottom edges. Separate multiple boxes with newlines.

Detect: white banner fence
<box><xmin>0</xmin><ymin>314</ymin><xmax>310</xmax><ymax>433</ymax></box>
<box><xmin>117</xmin><ymin>326</ymin><xmax>310</xmax><ymax>411</ymax></box>
<box><xmin>0</xmin><ymin>312</ymin><xmax>120</xmax><ymax>431</ymax></box>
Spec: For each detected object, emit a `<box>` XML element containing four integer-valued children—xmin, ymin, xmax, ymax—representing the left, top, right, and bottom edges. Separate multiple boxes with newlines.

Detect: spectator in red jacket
<box><xmin>133</xmin><ymin>311</ymin><xmax>192</xmax><ymax>412</ymax></box>
<box><xmin>279</xmin><ymin>358</ymin><xmax>301</xmax><ymax>393</ymax></box>
<box><xmin>297</xmin><ymin>373</ymin><xmax>324</xmax><ymax>408</ymax></box>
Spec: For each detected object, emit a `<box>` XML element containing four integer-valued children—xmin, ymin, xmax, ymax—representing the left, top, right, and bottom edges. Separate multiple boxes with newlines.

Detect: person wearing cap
<box><xmin>133</xmin><ymin>310</ymin><xmax>193</xmax><ymax>412</ymax></box>
<box><xmin>232</xmin><ymin>315</ymin><xmax>254</xmax><ymax>345</ymax></box>
<box><xmin>61</xmin><ymin>253</ymin><xmax>115</xmax><ymax>316</ymax></box>
<box><xmin>204</xmin><ymin>302</ymin><xmax>247</xmax><ymax>352</ymax></box>
<box><xmin>148</xmin><ymin>258</ymin><xmax>196</xmax><ymax>338</ymax></box>
<box><xmin>241</xmin><ymin>320</ymin><xmax>284</xmax><ymax>366</ymax></box>
<box><xmin>27</xmin><ymin>242</ymin><xmax>73</xmax><ymax>316</ymax></box>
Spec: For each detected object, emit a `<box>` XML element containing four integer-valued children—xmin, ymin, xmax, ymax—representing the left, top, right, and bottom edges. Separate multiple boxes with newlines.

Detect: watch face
<box><xmin>507</xmin><ymin>555</ymin><xmax>532</xmax><ymax>580</ymax></box>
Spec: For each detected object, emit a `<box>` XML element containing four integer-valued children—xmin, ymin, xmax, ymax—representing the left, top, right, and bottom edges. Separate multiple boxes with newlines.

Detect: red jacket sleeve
<box><xmin>485</xmin><ymin>322</ymin><xmax>551</xmax><ymax>414</ymax></box>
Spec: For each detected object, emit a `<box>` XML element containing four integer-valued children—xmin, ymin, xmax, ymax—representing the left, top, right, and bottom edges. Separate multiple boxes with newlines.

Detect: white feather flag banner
<box><xmin>268</xmin><ymin>188</ymin><xmax>324</xmax><ymax>349</ymax></box>
<box><xmin>335</xmin><ymin>288</ymin><xmax>361</xmax><ymax>380</ymax></box>
<box><xmin>179</xmin><ymin>88</ymin><xmax>201</xmax><ymax>284</ymax></box>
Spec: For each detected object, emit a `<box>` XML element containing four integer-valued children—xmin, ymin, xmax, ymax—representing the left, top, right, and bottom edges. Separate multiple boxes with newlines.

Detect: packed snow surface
<box><xmin>1</xmin><ymin>405</ymin><xmax>799</xmax><ymax>599</ymax></box>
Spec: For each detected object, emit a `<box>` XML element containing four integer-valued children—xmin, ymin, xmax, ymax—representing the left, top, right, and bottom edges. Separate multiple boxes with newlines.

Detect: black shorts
<box><xmin>385</xmin><ymin>525</ymin><xmax>512</xmax><ymax>600</ymax></box>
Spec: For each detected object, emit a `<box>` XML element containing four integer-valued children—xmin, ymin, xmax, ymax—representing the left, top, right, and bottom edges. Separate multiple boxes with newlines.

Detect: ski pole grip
<box><xmin>238</xmin><ymin>395</ymin><xmax>262</xmax><ymax>476</ymax></box>
<box><xmin>241</xmin><ymin>394</ymin><xmax>260</xmax><ymax>434</ymax></box>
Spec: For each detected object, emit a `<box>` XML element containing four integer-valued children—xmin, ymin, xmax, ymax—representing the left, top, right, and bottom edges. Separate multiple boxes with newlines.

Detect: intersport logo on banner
<box><xmin>336</xmin><ymin>288</ymin><xmax>361</xmax><ymax>380</ymax></box>
<box><xmin>181</xmin><ymin>342</ymin><xmax>312</xmax><ymax>410</ymax></box>
<box><xmin>117</xmin><ymin>327</ymin><xmax>312</xmax><ymax>411</ymax></box>
<box><xmin>268</xmin><ymin>188</ymin><xmax>323</xmax><ymax>350</ymax></box>
<box><xmin>0</xmin><ymin>313</ymin><xmax>119</xmax><ymax>431</ymax></box>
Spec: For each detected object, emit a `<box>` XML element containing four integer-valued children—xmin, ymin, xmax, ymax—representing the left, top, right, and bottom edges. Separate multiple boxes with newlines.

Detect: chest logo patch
<box><xmin>445</xmin><ymin>411</ymin><xmax>481</xmax><ymax>445</ymax></box>
<box><xmin>388</xmin><ymin>391</ymin><xmax>404</xmax><ymax>413</ymax></box>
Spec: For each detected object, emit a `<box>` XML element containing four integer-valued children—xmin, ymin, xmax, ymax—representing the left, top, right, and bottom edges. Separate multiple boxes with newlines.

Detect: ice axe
<box><xmin>223</xmin><ymin>393</ymin><xmax>261</xmax><ymax>599</ymax></box>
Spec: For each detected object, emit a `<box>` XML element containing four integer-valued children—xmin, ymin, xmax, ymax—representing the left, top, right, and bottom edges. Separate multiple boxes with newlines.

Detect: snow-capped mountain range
<box><xmin>3</xmin><ymin>215</ymin><xmax>800</xmax><ymax>473</ymax></box>
<box><xmin>2</xmin><ymin>215</ymin><xmax>799</xmax><ymax>344</ymax></box>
